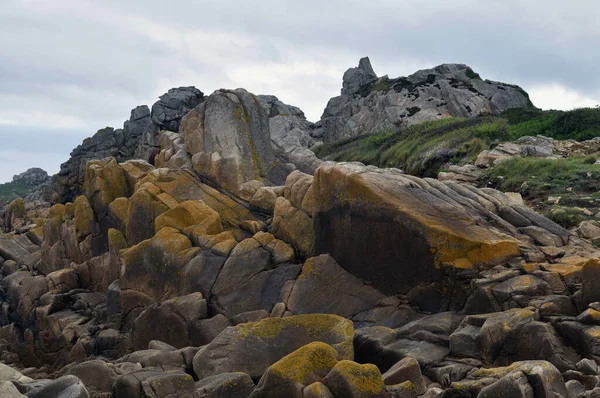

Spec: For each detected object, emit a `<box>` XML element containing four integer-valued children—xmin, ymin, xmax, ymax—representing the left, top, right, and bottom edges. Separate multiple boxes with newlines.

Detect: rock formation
<box><xmin>314</xmin><ymin>57</ymin><xmax>533</xmax><ymax>142</ymax></box>
<box><xmin>3</xmin><ymin>65</ymin><xmax>600</xmax><ymax>397</ymax></box>
<box><xmin>51</xmin><ymin>87</ymin><xmax>204</xmax><ymax>204</ymax></box>
<box><xmin>12</xmin><ymin>168</ymin><xmax>50</xmax><ymax>187</ymax></box>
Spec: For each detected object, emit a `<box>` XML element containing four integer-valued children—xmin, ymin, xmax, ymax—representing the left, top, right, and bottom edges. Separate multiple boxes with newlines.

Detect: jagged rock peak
<box><xmin>151</xmin><ymin>86</ymin><xmax>204</xmax><ymax>132</ymax></box>
<box><xmin>12</xmin><ymin>167</ymin><xmax>49</xmax><ymax>186</ymax></box>
<box><xmin>342</xmin><ymin>56</ymin><xmax>378</xmax><ymax>95</ymax></box>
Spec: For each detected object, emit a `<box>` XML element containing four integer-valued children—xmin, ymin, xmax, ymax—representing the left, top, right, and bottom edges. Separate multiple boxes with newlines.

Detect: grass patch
<box><xmin>312</xmin><ymin>117</ymin><xmax>508</xmax><ymax>177</ymax></box>
<box><xmin>502</xmin><ymin>107</ymin><xmax>600</xmax><ymax>141</ymax></box>
<box><xmin>484</xmin><ymin>156</ymin><xmax>600</xmax><ymax>195</ymax></box>
<box><xmin>0</xmin><ymin>182</ymin><xmax>33</xmax><ymax>205</ymax></box>
<box><xmin>465</xmin><ymin>67</ymin><xmax>482</xmax><ymax>80</ymax></box>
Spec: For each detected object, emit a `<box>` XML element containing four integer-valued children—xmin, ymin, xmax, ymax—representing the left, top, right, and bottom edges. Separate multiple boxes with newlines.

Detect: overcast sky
<box><xmin>1</xmin><ymin>0</ymin><xmax>599</xmax><ymax>183</ymax></box>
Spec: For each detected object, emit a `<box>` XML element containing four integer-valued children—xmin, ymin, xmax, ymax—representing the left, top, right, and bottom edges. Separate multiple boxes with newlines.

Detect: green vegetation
<box><xmin>0</xmin><ymin>182</ymin><xmax>33</xmax><ymax>204</ymax></box>
<box><xmin>483</xmin><ymin>156</ymin><xmax>600</xmax><ymax>228</ymax></box>
<box><xmin>313</xmin><ymin>117</ymin><xmax>508</xmax><ymax>177</ymax></box>
<box><xmin>465</xmin><ymin>67</ymin><xmax>482</xmax><ymax>80</ymax></box>
<box><xmin>502</xmin><ymin>107</ymin><xmax>600</xmax><ymax>141</ymax></box>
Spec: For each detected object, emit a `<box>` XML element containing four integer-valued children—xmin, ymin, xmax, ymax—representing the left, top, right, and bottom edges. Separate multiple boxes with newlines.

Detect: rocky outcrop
<box><xmin>314</xmin><ymin>57</ymin><xmax>532</xmax><ymax>142</ymax></box>
<box><xmin>52</xmin><ymin>87</ymin><xmax>204</xmax><ymax>204</ymax></box>
<box><xmin>151</xmin><ymin>86</ymin><xmax>204</xmax><ymax>133</ymax></box>
<box><xmin>180</xmin><ymin>88</ymin><xmax>293</xmax><ymax>200</ymax></box>
<box><xmin>258</xmin><ymin>95</ymin><xmax>322</xmax><ymax>175</ymax></box>
<box><xmin>12</xmin><ymin>168</ymin><xmax>49</xmax><ymax>187</ymax></box>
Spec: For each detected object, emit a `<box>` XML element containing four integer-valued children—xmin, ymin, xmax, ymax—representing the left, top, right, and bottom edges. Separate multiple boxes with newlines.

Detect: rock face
<box><xmin>151</xmin><ymin>86</ymin><xmax>204</xmax><ymax>133</ymax></box>
<box><xmin>180</xmin><ymin>88</ymin><xmax>293</xmax><ymax>200</ymax></box>
<box><xmin>314</xmin><ymin>57</ymin><xmax>532</xmax><ymax>142</ymax></box>
<box><xmin>258</xmin><ymin>95</ymin><xmax>323</xmax><ymax>175</ymax></box>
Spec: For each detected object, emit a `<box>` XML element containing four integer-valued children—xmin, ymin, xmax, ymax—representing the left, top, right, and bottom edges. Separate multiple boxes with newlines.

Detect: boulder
<box><xmin>66</xmin><ymin>360</ymin><xmax>116</xmax><ymax>393</ymax></box>
<box><xmin>120</xmin><ymin>227</ymin><xmax>199</xmax><ymax>302</ymax></box>
<box><xmin>181</xmin><ymin>88</ymin><xmax>289</xmax><ymax>199</ymax></box>
<box><xmin>26</xmin><ymin>375</ymin><xmax>89</xmax><ymax>398</ymax></box>
<box><xmin>322</xmin><ymin>360</ymin><xmax>387</xmax><ymax>398</ymax></box>
<box><xmin>287</xmin><ymin>254</ymin><xmax>387</xmax><ymax>318</ymax></box>
<box><xmin>154</xmin><ymin>200</ymin><xmax>222</xmax><ymax>235</ymax></box>
<box><xmin>258</xmin><ymin>95</ymin><xmax>322</xmax><ymax>175</ymax></box>
<box><xmin>194</xmin><ymin>372</ymin><xmax>255</xmax><ymax>398</ymax></box>
<box><xmin>312</xmin><ymin>162</ymin><xmax>519</xmax><ymax>297</ymax></box>
<box><xmin>251</xmin><ymin>342</ymin><xmax>339</xmax><ymax>397</ymax></box>
<box><xmin>382</xmin><ymin>357</ymin><xmax>427</xmax><ymax>395</ymax></box>
<box><xmin>83</xmin><ymin>157</ymin><xmax>129</xmax><ymax>222</ymax></box>
<box><xmin>192</xmin><ymin>314</ymin><xmax>354</xmax><ymax>381</ymax></box>
<box><xmin>154</xmin><ymin>130</ymin><xmax>192</xmax><ymax>169</ymax></box>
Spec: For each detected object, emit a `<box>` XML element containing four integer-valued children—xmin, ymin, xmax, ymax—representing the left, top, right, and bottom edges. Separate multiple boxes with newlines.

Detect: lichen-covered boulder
<box><xmin>251</xmin><ymin>342</ymin><xmax>339</xmax><ymax>397</ymax></box>
<box><xmin>83</xmin><ymin>157</ymin><xmax>129</xmax><ymax>222</ymax></box>
<box><xmin>120</xmin><ymin>227</ymin><xmax>199</xmax><ymax>302</ymax></box>
<box><xmin>192</xmin><ymin>314</ymin><xmax>354</xmax><ymax>381</ymax></box>
<box><xmin>312</xmin><ymin>162</ymin><xmax>520</xmax><ymax>296</ymax></box>
<box><xmin>322</xmin><ymin>360</ymin><xmax>387</xmax><ymax>398</ymax></box>
<box><xmin>154</xmin><ymin>200</ymin><xmax>222</xmax><ymax>235</ymax></box>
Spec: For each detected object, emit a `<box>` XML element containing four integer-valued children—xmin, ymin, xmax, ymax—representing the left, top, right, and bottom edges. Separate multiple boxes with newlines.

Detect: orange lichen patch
<box><xmin>84</xmin><ymin>157</ymin><xmax>129</xmax><ymax>205</ymax></box>
<box><xmin>157</xmin><ymin>192</ymin><xmax>179</xmax><ymax>209</ymax></box>
<box><xmin>560</xmin><ymin>256</ymin><xmax>590</xmax><ymax>267</ymax></box>
<box><xmin>269</xmin><ymin>342</ymin><xmax>338</xmax><ymax>385</ymax></box>
<box><xmin>427</xmin><ymin>229</ymin><xmax>519</xmax><ymax>269</ymax></box>
<box><xmin>452</xmin><ymin>258</ymin><xmax>473</xmax><ymax>269</ymax></box>
<box><xmin>522</xmin><ymin>263</ymin><xmax>541</xmax><ymax>273</ymax></box>
<box><xmin>108</xmin><ymin>228</ymin><xmax>128</xmax><ymax>252</ymax></box>
<box><xmin>47</xmin><ymin>203</ymin><xmax>67</xmax><ymax>221</ymax></box>
<box><xmin>470</xmin><ymin>360</ymin><xmax>559</xmax><ymax>381</ymax></box>
<box><xmin>155</xmin><ymin>200</ymin><xmax>223</xmax><ymax>234</ymax></box>
<box><xmin>542</xmin><ymin>263</ymin><xmax>582</xmax><ymax>280</ymax></box>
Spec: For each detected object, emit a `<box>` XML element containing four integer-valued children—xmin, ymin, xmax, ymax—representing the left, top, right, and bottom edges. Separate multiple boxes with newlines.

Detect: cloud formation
<box><xmin>1</xmin><ymin>0</ymin><xmax>599</xmax><ymax>182</ymax></box>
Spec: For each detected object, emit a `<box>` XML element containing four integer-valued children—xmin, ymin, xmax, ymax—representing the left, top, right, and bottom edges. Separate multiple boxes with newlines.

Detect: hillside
<box><xmin>314</xmin><ymin>106</ymin><xmax>600</xmax><ymax>176</ymax></box>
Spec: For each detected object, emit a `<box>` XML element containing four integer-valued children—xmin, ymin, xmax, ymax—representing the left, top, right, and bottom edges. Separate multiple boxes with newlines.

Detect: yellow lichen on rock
<box><xmin>74</xmin><ymin>196</ymin><xmax>94</xmax><ymax>241</ymax></box>
<box><xmin>237</xmin><ymin>314</ymin><xmax>354</xmax><ymax>360</ymax></box>
<box><xmin>269</xmin><ymin>342</ymin><xmax>339</xmax><ymax>385</ymax></box>
<box><xmin>323</xmin><ymin>360</ymin><xmax>386</xmax><ymax>398</ymax></box>
<box><xmin>155</xmin><ymin>200</ymin><xmax>223</xmax><ymax>235</ymax></box>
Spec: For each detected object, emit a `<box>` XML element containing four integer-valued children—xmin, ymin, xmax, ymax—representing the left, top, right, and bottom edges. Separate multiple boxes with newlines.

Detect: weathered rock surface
<box><xmin>181</xmin><ymin>88</ymin><xmax>292</xmax><ymax>200</ymax></box>
<box><xmin>258</xmin><ymin>94</ymin><xmax>323</xmax><ymax>175</ymax></box>
<box><xmin>314</xmin><ymin>57</ymin><xmax>532</xmax><ymax>142</ymax></box>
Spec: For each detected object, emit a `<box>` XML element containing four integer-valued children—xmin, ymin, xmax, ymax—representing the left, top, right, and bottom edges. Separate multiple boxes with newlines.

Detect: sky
<box><xmin>1</xmin><ymin>0</ymin><xmax>599</xmax><ymax>183</ymax></box>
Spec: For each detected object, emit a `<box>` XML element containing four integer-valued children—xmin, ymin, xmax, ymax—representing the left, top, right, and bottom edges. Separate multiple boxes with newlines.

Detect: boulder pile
<box><xmin>1</xmin><ymin>62</ymin><xmax>600</xmax><ymax>397</ymax></box>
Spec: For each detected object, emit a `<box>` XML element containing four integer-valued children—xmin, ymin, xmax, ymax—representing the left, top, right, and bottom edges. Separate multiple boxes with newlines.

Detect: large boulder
<box><xmin>312</xmin><ymin>162</ymin><xmax>520</xmax><ymax>296</ymax></box>
<box><xmin>180</xmin><ymin>88</ymin><xmax>291</xmax><ymax>200</ymax></box>
<box><xmin>192</xmin><ymin>314</ymin><xmax>354</xmax><ymax>381</ymax></box>
<box><xmin>251</xmin><ymin>342</ymin><xmax>339</xmax><ymax>397</ymax></box>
